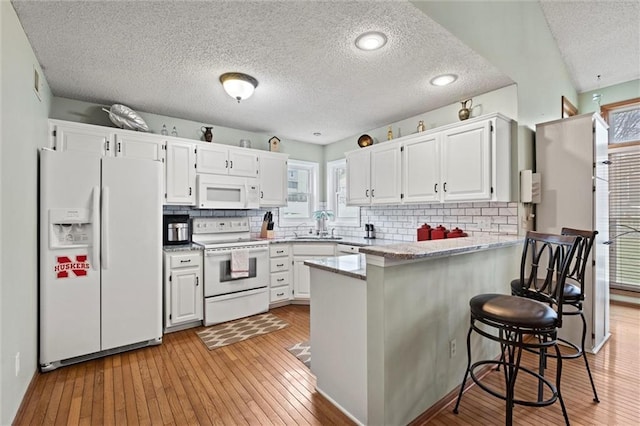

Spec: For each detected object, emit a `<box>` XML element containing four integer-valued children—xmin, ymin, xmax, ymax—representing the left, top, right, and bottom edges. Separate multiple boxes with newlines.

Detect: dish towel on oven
<box><xmin>231</xmin><ymin>249</ymin><xmax>250</xmax><ymax>279</ymax></box>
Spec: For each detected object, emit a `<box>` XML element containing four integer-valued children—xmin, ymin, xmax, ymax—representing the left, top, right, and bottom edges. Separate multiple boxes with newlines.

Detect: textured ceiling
<box><xmin>540</xmin><ymin>0</ymin><xmax>640</xmax><ymax>93</ymax></box>
<box><xmin>11</xmin><ymin>0</ymin><xmax>513</xmax><ymax>144</ymax></box>
<box><xmin>10</xmin><ymin>1</ymin><xmax>639</xmax><ymax>145</ymax></box>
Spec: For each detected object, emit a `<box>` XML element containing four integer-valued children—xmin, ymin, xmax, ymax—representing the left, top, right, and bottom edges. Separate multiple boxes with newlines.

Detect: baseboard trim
<box><xmin>408</xmin><ymin>363</ymin><xmax>495</xmax><ymax>425</ymax></box>
<box><xmin>12</xmin><ymin>369</ymin><xmax>39</xmax><ymax>425</ymax></box>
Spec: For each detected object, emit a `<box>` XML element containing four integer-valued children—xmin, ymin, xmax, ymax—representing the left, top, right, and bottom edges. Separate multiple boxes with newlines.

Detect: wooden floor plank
<box><xmin>13</xmin><ymin>304</ymin><xmax>640</xmax><ymax>426</ymax></box>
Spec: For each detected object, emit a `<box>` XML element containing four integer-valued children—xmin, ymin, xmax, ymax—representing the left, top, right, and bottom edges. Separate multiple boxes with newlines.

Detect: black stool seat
<box><xmin>510</xmin><ymin>279</ymin><xmax>582</xmax><ymax>302</ymax></box>
<box><xmin>471</xmin><ymin>293</ymin><xmax>557</xmax><ymax>328</ymax></box>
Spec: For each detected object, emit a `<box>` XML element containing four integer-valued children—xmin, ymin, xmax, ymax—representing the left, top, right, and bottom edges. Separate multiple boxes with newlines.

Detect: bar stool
<box><xmin>510</xmin><ymin>228</ymin><xmax>599</xmax><ymax>403</ymax></box>
<box><xmin>453</xmin><ymin>231</ymin><xmax>579</xmax><ymax>425</ymax></box>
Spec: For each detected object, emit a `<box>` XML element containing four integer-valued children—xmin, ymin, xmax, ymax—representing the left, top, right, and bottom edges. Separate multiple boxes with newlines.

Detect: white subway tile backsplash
<box><xmin>481</xmin><ymin>208</ymin><xmax>499</xmax><ymax>216</ymax></box>
<box><xmin>165</xmin><ymin>198</ymin><xmax>518</xmax><ymax>243</ymax></box>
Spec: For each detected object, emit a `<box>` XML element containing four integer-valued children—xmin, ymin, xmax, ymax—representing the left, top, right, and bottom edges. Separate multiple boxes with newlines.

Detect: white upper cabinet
<box><xmin>165</xmin><ymin>139</ymin><xmax>196</xmax><ymax>205</ymax></box>
<box><xmin>51</xmin><ymin>120</ymin><xmax>114</xmax><ymax>157</ymax></box>
<box><xmin>258</xmin><ymin>151</ymin><xmax>289</xmax><ymax>207</ymax></box>
<box><xmin>440</xmin><ymin>119</ymin><xmax>492</xmax><ymax>202</ymax></box>
<box><xmin>402</xmin><ymin>134</ymin><xmax>440</xmax><ymax>203</ymax></box>
<box><xmin>197</xmin><ymin>144</ymin><xmax>258</xmax><ymax>178</ymax></box>
<box><xmin>114</xmin><ymin>132</ymin><xmax>165</xmax><ymax>162</ymax></box>
<box><xmin>346</xmin><ymin>149</ymin><xmax>371</xmax><ymax>205</ymax></box>
<box><xmin>348</xmin><ymin>113</ymin><xmax>513</xmax><ymax>206</ymax></box>
<box><xmin>346</xmin><ymin>143</ymin><xmax>401</xmax><ymax>206</ymax></box>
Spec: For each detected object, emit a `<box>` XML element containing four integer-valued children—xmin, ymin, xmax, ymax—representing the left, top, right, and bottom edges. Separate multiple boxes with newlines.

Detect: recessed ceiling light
<box><xmin>430</xmin><ymin>74</ymin><xmax>458</xmax><ymax>86</ymax></box>
<box><xmin>313</xmin><ymin>132</ymin><xmax>322</xmax><ymax>136</ymax></box>
<box><xmin>355</xmin><ymin>31</ymin><xmax>387</xmax><ymax>51</ymax></box>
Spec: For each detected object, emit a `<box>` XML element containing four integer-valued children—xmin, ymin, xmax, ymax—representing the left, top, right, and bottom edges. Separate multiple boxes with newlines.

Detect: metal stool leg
<box><xmin>553</xmin><ymin>342</ymin><xmax>570</xmax><ymax>426</ymax></box>
<box><xmin>579</xmin><ymin>310</ymin><xmax>600</xmax><ymax>402</ymax></box>
<box><xmin>453</xmin><ymin>325</ymin><xmax>474</xmax><ymax>414</ymax></box>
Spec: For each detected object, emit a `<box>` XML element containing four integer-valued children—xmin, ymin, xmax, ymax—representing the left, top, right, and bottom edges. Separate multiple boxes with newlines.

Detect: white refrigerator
<box><xmin>40</xmin><ymin>149</ymin><xmax>163</xmax><ymax>371</ymax></box>
<box><xmin>535</xmin><ymin>113</ymin><xmax>610</xmax><ymax>354</ymax></box>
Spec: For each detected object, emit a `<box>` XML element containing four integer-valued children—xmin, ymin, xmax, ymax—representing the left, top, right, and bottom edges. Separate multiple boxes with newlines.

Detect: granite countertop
<box><xmin>266</xmin><ymin>236</ymin><xmax>398</xmax><ymax>246</ymax></box>
<box><xmin>358</xmin><ymin>235</ymin><xmax>523</xmax><ymax>260</ymax></box>
<box><xmin>304</xmin><ymin>254</ymin><xmax>367</xmax><ymax>280</ymax></box>
<box><xmin>162</xmin><ymin>243</ymin><xmax>203</xmax><ymax>252</ymax></box>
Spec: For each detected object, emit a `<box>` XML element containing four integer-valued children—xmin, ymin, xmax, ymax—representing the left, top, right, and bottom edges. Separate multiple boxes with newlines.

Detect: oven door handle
<box><xmin>205</xmin><ymin>247</ymin><xmax>269</xmax><ymax>257</ymax></box>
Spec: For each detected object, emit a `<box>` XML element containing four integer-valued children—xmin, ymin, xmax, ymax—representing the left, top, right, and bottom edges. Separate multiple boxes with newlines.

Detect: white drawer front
<box><xmin>270</xmin><ymin>271</ymin><xmax>290</xmax><ymax>287</ymax></box>
<box><xmin>269</xmin><ymin>245</ymin><xmax>290</xmax><ymax>257</ymax></box>
<box><xmin>169</xmin><ymin>252</ymin><xmax>201</xmax><ymax>269</ymax></box>
<box><xmin>270</xmin><ymin>258</ymin><xmax>289</xmax><ymax>272</ymax></box>
<box><xmin>270</xmin><ymin>286</ymin><xmax>290</xmax><ymax>303</ymax></box>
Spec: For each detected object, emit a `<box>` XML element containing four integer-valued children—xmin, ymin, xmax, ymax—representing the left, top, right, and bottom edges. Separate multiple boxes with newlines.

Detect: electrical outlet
<box><xmin>15</xmin><ymin>352</ymin><xmax>20</xmax><ymax>376</ymax></box>
<box><xmin>449</xmin><ymin>339</ymin><xmax>457</xmax><ymax>358</ymax></box>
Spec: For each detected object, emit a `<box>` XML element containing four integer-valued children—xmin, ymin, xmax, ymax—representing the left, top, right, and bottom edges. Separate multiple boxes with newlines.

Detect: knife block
<box><xmin>259</xmin><ymin>222</ymin><xmax>274</xmax><ymax>239</ymax></box>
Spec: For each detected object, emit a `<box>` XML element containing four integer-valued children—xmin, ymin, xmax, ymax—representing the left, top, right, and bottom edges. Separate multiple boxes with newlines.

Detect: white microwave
<box><xmin>197</xmin><ymin>175</ymin><xmax>260</xmax><ymax>209</ymax></box>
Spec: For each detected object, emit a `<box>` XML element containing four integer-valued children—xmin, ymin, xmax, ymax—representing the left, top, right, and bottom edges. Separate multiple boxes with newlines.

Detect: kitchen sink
<box><xmin>294</xmin><ymin>236</ymin><xmax>342</xmax><ymax>240</ymax></box>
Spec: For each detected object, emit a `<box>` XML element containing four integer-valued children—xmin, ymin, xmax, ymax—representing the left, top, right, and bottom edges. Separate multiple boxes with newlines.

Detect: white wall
<box><xmin>0</xmin><ymin>1</ymin><xmax>53</xmax><ymax>423</ymax></box>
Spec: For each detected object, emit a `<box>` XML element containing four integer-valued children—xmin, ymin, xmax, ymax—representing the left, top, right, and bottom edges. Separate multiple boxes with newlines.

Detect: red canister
<box><xmin>417</xmin><ymin>224</ymin><xmax>432</xmax><ymax>241</ymax></box>
<box><xmin>447</xmin><ymin>227</ymin><xmax>468</xmax><ymax>238</ymax></box>
<box><xmin>431</xmin><ymin>225</ymin><xmax>449</xmax><ymax>240</ymax></box>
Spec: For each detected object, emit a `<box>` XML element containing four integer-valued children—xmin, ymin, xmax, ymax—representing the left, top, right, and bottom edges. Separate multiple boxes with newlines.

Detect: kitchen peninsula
<box><xmin>306</xmin><ymin>235</ymin><xmax>522</xmax><ymax>425</ymax></box>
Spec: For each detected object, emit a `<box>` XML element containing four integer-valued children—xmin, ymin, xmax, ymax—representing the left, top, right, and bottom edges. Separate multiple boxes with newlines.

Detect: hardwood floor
<box><xmin>14</xmin><ymin>303</ymin><xmax>640</xmax><ymax>425</ymax></box>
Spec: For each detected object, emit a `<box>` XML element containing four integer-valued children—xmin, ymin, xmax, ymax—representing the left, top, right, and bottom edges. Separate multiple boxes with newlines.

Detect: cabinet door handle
<box><xmin>189</xmin><ymin>187</ymin><xmax>192</xmax><ymax>196</ymax></box>
<box><xmin>276</xmin><ymin>292</ymin><xmax>285</xmax><ymax>297</ymax></box>
<box><xmin>434</xmin><ymin>183</ymin><xmax>438</xmax><ymax>193</ymax></box>
<box><xmin>261</xmin><ymin>191</ymin><xmax>264</xmax><ymax>199</ymax></box>
<box><xmin>225</xmin><ymin>160</ymin><xmax>229</xmax><ymax>168</ymax></box>
<box><xmin>371</xmin><ymin>189</ymin><xmax>375</xmax><ymax>197</ymax></box>
<box><xmin>277</xmin><ymin>278</ymin><xmax>285</xmax><ymax>282</ymax></box>
<box><xmin>276</xmin><ymin>250</ymin><xmax>284</xmax><ymax>254</ymax></box>
<box><xmin>117</xmin><ymin>142</ymin><xmax>121</xmax><ymax>153</ymax></box>
<box><xmin>276</xmin><ymin>263</ymin><xmax>284</xmax><ymax>267</ymax></box>
<box><xmin>230</xmin><ymin>160</ymin><xmax>233</xmax><ymax>169</ymax></box>
<box><xmin>443</xmin><ymin>182</ymin><xmax>447</xmax><ymax>192</ymax></box>
<box><xmin>180</xmin><ymin>259</ymin><xmax>191</xmax><ymax>263</ymax></box>
<box><xmin>365</xmin><ymin>189</ymin><xmax>369</xmax><ymax>198</ymax></box>
<box><xmin>196</xmin><ymin>277</ymin><xmax>199</xmax><ymax>286</ymax></box>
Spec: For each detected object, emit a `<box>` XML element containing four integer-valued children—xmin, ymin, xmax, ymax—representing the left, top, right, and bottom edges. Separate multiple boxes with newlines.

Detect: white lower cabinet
<box><xmin>292</xmin><ymin>243</ymin><xmax>336</xmax><ymax>301</ymax></box>
<box><xmin>163</xmin><ymin>250</ymin><xmax>203</xmax><ymax>332</ymax></box>
<box><xmin>269</xmin><ymin>244</ymin><xmax>291</xmax><ymax>305</ymax></box>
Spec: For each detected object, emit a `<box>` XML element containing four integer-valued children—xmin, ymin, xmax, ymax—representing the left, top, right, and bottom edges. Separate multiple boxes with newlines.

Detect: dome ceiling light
<box><xmin>219</xmin><ymin>72</ymin><xmax>259</xmax><ymax>103</ymax></box>
<box><xmin>355</xmin><ymin>31</ymin><xmax>387</xmax><ymax>51</ymax></box>
<box><xmin>430</xmin><ymin>74</ymin><xmax>458</xmax><ymax>86</ymax></box>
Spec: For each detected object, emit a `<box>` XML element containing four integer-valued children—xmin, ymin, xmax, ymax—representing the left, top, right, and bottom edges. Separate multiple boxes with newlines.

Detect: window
<box><xmin>602</xmin><ymin>98</ymin><xmax>640</xmax><ymax>146</ymax></box>
<box><xmin>326</xmin><ymin>159</ymin><xmax>360</xmax><ymax>226</ymax></box>
<box><xmin>279</xmin><ymin>159</ymin><xmax>318</xmax><ymax>225</ymax></box>
<box><xmin>603</xmin><ymin>98</ymin><xmax>640</xmax><ymax>292</ymax></box>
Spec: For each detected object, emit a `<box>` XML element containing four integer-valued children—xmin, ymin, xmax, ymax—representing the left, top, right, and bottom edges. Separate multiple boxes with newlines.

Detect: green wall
<box><xmin>578</xmin><ymin>79</ymin><xmax>640</xmax><ymax>114</ymax></box>
<box><xmin>0</xmin><ymin>2</ymin><xmax>53</xmax><ymax>423</ymax></box>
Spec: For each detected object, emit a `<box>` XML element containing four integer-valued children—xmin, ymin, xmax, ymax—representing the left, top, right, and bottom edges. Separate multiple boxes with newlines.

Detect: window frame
<box><xmin>326</xmin><ymin>159</ymin><xmax>361</xmax><ymax>227</ymax></box>
<box><xmin>278</xmin><ymin>159</ymin><xmax>319</xmax><ymax>227</ymax></box>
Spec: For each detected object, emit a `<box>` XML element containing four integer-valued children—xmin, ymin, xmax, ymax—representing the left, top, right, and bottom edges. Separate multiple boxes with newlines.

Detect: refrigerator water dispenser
<box><xmin>48</xmin><ymin>208</ymin><xmax>92</xmax><ymax>248</ymax></box>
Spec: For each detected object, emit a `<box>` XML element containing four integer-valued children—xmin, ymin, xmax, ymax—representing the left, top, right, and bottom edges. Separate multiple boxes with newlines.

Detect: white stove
<box><xmin>192</xmin><ymin>217</ymin><xmax>269</xmax><ymax>325</ymax></box>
